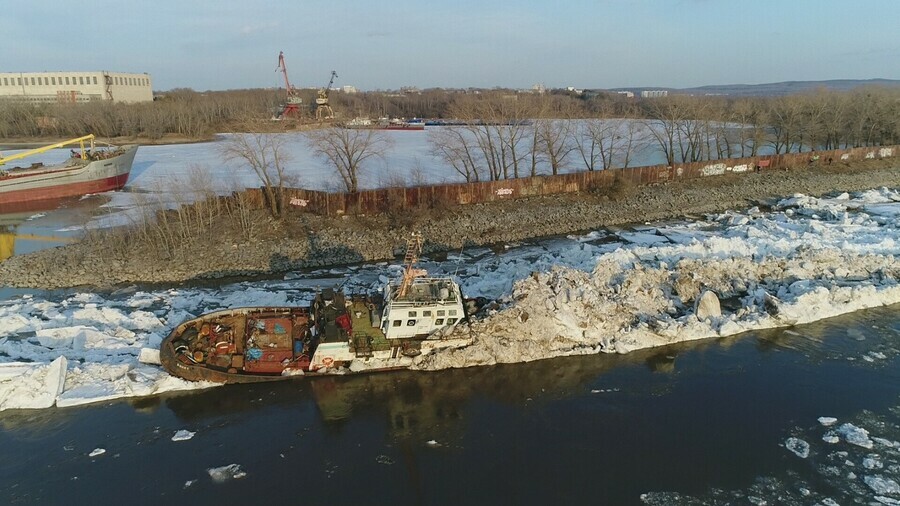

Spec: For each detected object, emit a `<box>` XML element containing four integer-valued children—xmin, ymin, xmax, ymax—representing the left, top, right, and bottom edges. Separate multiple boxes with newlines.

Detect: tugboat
<box><xmin>159</xmin><ymin>233</ymin><xmax>475</xmax><ymax>383</ymax></box>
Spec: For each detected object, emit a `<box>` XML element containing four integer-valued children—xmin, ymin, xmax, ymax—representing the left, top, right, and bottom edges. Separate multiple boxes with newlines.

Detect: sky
<box><xmin>3</xmin><ymin>0</ymin><xmax>899</xmax><ymax>92</ymax></box>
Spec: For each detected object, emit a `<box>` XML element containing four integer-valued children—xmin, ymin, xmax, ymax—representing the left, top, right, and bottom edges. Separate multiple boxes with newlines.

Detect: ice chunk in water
<box><xmin>818</xmin><ymin>416</ymin><xmax>838</xmax><ymax>426</ymax></box>
<box><xmin>138</xmin><ymin>348</ymin><xmax>161</xmax><ymax>365</ymax></box>
<box><xmin>207</xmin><ymin>464</ymin><xmax>246</xmax><ymax>483</ymax></box>
<box><xmin>172</xmin><ymin>430</ymin><xmax>195</xmax><ymax>442</ymax></box>
<box><xmin>88</xmin><ymin>448</ymin><xmax>106</xmax><ymax>457</ymax></box>
<box><xmin>864</xmin><ymin>475</ymin><xmax>900</xmax><ymax>495</ymax></box>
<box><xmin>836</xmin><ymin>423</ymin><xmax>874</xmax><ymax>449</ymax></box>
<box><xmin>784</xmin><ymin>437</ymin><xmax>810</xmax><ymax>458</ymax></box>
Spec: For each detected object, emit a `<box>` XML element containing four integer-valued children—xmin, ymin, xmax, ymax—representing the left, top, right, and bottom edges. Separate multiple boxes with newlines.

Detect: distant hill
<box><xmin>607</xmin><ymin>79</ymin><xmax>900</xmax><ymax>97</ymax></box>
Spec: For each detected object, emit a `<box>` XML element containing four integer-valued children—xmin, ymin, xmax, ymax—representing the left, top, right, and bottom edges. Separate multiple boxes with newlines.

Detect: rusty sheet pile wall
<box><xmin>244</xmin><ymin>145</ymin><xmax>897</xmax><ymax>216</ymax></box>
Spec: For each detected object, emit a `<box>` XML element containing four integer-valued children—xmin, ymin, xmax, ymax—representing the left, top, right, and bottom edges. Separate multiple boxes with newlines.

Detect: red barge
<box><xmin>0</xmin><ymin>135</ymin><xmax>137</xmax><ymax>205</ymax></box>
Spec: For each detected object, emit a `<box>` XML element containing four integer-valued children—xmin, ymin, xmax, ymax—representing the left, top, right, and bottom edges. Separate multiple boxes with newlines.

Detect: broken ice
<box><xmin>207</xmin><ymin>464</ymin><xmax>246</xmax><ymax>483</ymax></box>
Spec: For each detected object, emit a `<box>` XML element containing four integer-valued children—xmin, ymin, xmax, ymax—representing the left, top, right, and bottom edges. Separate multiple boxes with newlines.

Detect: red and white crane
<box><xmin>275</xmin><ymin>51</ymin><xmax>303</xmax><ymax>119</ymax></box>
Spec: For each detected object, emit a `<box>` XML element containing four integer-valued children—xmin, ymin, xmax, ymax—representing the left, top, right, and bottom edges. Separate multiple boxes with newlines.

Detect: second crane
<box><xmin>315</xmin><ymin>70</ymin><xmax>337</xmax><ymax>121</ymax></box>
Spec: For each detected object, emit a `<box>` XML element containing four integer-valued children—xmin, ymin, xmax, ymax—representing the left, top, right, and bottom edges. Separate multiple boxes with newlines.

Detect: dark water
<box><xmin>0</xmin><ymin>196</ymin><xmax>108</xmax><ymax>263</ymax></box>
<box><xmin>0</xmin><ymin>307</ymin><xmax>898</xmax><ymax>505</ymax></box>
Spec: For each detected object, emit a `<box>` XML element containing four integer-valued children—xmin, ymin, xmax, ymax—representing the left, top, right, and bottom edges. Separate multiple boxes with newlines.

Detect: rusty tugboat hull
<box><xmin>160</xmin><ymin>234</ymin><xmax>483</xmax><ymax>384</ymax></box>
<box><xmin>160</xmin><ymin>307</ymin><xmax>313</xmax><ymax>383</ymax></box>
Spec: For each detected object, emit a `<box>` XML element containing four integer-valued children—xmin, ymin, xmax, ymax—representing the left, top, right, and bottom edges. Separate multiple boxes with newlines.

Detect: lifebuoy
<box><xmin>322</xmin><ymin>357</ymin><xmax>334</xmax><ymax>367</ymax></box>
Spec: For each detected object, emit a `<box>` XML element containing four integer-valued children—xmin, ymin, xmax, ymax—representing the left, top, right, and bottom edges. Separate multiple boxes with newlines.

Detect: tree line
<box><xmin>0</xmin><ymin>86</ymin><xmax>896</xmax><ymax>151</ymax></box>
<box><xmin>426</xmin><ymin>88</ymin><xmax>899</xmax><ymax>182</ymax></box>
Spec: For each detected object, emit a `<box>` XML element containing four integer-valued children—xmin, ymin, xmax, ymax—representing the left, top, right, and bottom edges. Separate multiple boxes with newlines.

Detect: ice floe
<box><xmin>644</xmin><ymin>405</ymin><xmax>900</xmax><ymax>505</ymax></box>
<box><xmin>786</xmin><ymin>437</ymin><xmax>811</xmax><ymax>458</ymax></box>
<box><xmin>172</xmin><ymin>429</ymin><xmax>196</xmax><ymax>442</ymax></box>
<box><xmin>207</xmin><ymin>464</ymin><xmax>246</xmax><ymax>482</ymax></box>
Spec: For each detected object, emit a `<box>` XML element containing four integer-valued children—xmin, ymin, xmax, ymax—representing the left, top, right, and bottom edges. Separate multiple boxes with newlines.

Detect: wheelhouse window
<box><xmin>392</xmin><ymin>320</ymin><xmax>401</xmax><ymax>327</ymax></box>
<box><xmin>437</xmin><ymin>310</ymin><xmax>446</xmax><ymax>316</ymax></box>
<box><xmin>435</xmin><ymin>318</ymin><xmax>444</xmax><ymax>325</ymax></box>
<box><xmin>423</xmin><ymin>310</ymin><xmax>432</xmax><ymax>317</ymax></box>
<box><xmin>449</xmin><ymin>310</ymin><xmax>458</xmax><ymax>316</ymax></box>
<box><xmin>448</xmin><ymin>318</ymin><xmax>458</xmax><ymax>325</ymax></box>
<box><xmin>408</xmin><ymin>311</ymin><xmax>417</xmax><ymax>317</ymax></box>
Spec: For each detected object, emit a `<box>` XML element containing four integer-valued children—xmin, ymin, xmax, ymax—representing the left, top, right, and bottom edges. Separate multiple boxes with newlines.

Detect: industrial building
<box><xmin>0</xmin><ymin>71</ymin><xmax>153</xmax><ymax>104</ymax></box>
<box><xmin>640</xmin><ymin>89</ymin><xmax>669</xmax><ymax>98</ymax></box>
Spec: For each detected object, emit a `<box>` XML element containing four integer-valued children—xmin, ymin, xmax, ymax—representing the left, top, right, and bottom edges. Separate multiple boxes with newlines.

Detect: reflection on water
<box><xmin>158</xmin><ymin>344</ymin><xmax>676</xmax><ymax>441</ymax></box>
<box><xmin>0</xmin><ymin>196</ymin><xmax>108</xmax><ymax>262</ymax></box>
<box><xmin>156</xmin><ymin>305</ymin><xmax>900</xmax><ymax>447</ymax></box>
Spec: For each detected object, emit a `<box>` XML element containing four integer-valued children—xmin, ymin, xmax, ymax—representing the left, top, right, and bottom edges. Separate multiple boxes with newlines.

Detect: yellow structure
<box><xmin>0</xmin><ymin>135</ymin><xmax>95</xmax><ymax>166</ymax></box>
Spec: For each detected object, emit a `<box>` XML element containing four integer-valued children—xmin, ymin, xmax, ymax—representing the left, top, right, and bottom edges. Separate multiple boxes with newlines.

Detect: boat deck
<box><xmin>347</xmin><ymin>297</ymin><xmax>391</xmax><ymax>356</ymax></box>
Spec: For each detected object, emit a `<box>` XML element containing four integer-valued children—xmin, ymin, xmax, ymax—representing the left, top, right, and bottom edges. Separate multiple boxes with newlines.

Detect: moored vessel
<box><xmin>0</xmin><ymin>135</ymin><xmax>137</xmax><ymax>205</ymax></box>
<box><xmin>344</xmin><ymin>117</ymin><xmax>425</xmax><ymax>131</ymax></box>
<box><xmin>160</xmin><ymin>233</ymin><xmax>477</xmax><ymax>383</ymax></box>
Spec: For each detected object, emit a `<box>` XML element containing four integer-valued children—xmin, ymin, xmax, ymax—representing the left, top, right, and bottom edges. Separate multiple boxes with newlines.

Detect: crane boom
<box><xmin>276</xmin><ymin>51</ymin><xmax>293</xmax><ymax>97</ymax></box>
<box><xmin>325</xmin><ymin>70</ymin><xmax>337</xmax><ymax>94</ymax></box>
<box><xmin>0</xmin><ymin>135</ymin><xmax>95</xmax><ymax>166</ymax></box>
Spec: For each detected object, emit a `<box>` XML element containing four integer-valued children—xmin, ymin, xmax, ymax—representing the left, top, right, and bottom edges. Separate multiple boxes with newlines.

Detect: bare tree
<box><xmin>305</xmin><ymin>127</ymin><xmax>392</xmax><ymax>192</ymax></box>
<box><xmin>767</xmin><ymin>95</ymin><xmax>806</xmax><ymax>154</ymax></box>
<box><xmin>428</xmin><ymin>127</ymin><xmax>483</xmax><ymax>182</ymax></box>
<box><xmin>536</xmin><ymin>118</ymin><xmax>575</xmax><ymax>175</ymax></box>
<box><xmin>221</xmin><ymin>131</ymin><xmax>294</xmax><ymax>217</ymax></box>
<box><xmin>449</xmin><ymin>93</ymin><xmax>536</xmax><ymax>180</ymax></box>
<box><xmin>641</xmin><ymin>99</ymin><xmax>684</xmax><ymax>166</ymax></box>
<box><xmin>574</xmin><ymin>115</ymin><xmax>649</xmax><ymax>171</ymax></box>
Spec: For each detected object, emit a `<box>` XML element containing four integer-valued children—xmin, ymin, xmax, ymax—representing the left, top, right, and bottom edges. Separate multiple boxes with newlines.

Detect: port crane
<box><xmin>275</xmin><ymin>51</ymin><xmax>303</xmax><ymax>119</ymax></box>
<box><xmin>315</xmin><ymin>70</ymin><xmax>337</xmax><ymax>121</ymax></box>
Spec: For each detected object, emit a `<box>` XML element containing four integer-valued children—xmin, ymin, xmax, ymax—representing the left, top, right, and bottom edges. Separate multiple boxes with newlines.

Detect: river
<box><xmin>2</xmin><ymin>138</ymin><xmax>899</xmax><ymax>504</ymax></box>
<box><xmin>0</xmin><ymin>305</ymin><xmax>897</xmax><ymax>505</ymax></box>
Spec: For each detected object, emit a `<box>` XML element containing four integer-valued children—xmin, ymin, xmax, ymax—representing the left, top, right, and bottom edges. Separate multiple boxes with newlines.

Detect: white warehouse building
<box><xmin>0</xmin><ymin>71</ymin><xmax>153</xmax><ymax>104</ymax></box>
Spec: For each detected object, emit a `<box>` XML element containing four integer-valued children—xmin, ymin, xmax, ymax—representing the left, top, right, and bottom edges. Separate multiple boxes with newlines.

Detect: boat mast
<box><xmin>397</xmin><ymin>232</ymin><xmax>425</xmax><ymax>299</ymax></box>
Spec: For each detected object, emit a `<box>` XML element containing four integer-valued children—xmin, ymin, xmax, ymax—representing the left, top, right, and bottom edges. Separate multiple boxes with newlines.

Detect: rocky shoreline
<box><xmin>1</xmin><ymin>160</ymin><xmax>898</xmax><ymax>289</ymax></box>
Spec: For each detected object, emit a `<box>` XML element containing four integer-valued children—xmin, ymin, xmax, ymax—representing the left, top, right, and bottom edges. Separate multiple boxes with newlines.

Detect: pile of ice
<box><xmin>2</xmin><ymin>188</ymin><xmax>900</xmax><ymax>410</ymax></box>
<box><xmin>0</xmin><ymin>287</ymin><xmax>308</xmax><ymax>411</ymax></box>
<box><xmin>415</xmin><ymin>188</ymin><xmax>900</xmax><ymax>369</ymax></box>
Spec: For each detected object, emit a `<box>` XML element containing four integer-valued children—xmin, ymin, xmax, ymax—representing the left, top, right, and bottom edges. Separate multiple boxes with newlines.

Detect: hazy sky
<box><xmin>4</xmin><ymin>0</ymin><xmax>899</xmax><ymax>91</ymax></box>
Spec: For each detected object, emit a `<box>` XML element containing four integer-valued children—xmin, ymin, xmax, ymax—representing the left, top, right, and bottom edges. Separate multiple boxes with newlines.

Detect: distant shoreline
<box><xmin>0</xmin><ymin>135</ymin><xmax>216</xmax><ymax>150</ymax></box>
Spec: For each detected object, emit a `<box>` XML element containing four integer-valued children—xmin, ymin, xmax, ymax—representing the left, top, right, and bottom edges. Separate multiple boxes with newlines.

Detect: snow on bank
<box><xmin>413</xmin><ymin>188</ymin><xmax>900</xmax><ymax>370</ymax></box>
<box><xmin>2</xmin><ymin>188</ymin><xmax>900</xmax><ymax>410</ymax></box>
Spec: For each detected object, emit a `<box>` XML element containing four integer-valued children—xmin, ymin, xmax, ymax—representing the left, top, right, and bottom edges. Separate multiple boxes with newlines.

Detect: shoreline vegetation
<box><xmin>1</xmin><ymin>157</ymin><xmax>897</xmax><ymax>289</ymax></box>
<box><xmin>2</xmin><ymin>85</ymin><xmax>898</xmax><ymax>289</ymax></box>
<box><xmin>1</xmin><ymin>85</ymin><xmax>897</xmax><ymax>151</ymax></box>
